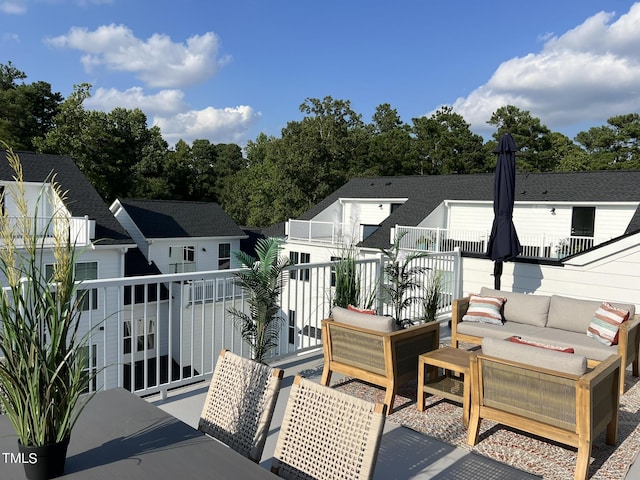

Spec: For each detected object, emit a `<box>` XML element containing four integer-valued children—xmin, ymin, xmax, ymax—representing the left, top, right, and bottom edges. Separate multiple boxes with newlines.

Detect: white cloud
<box><xmin>45</xmin><ymin>24</ymin><xmax>229</xmax><ymax>88</ymax></box>
<box><xmin>0</xmin><ymin>0</ymin><xmax>26</xmax><ymax>14</ymax></box>
<box><xmin>153</xmin><ymin>106</ymin><xmax>262</xmax><ymax>146</ymax></box>
<box><xmin>450</xmin><ymin>3</ymin><xmax>640</xmax><ymax>136</ymax></box>
<box><xmin>85</xmin><ymin>87</ymin><xmax>188</xmax><ymax>116</ymax></box>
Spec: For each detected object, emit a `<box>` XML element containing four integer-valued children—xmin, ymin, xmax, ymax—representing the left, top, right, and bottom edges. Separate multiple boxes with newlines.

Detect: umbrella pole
<box><xmin>493</xmin><ymin>261</ymin><xmax>503</xmax><ymax>290</ymax></box>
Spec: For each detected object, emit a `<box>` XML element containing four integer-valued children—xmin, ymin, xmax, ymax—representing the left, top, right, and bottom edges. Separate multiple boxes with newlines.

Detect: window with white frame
<box><xmin>80</xmin><ymin>344</ymin><xmax>98</xmax><ymax>393</ymax></box>
<box><xmin>169</xmin><ymin>245</ymin><xmax>196</xmax><ymax>273</ymax></box>
<box><xmin>46</xmin><ymin>261</ymin><xmax>98</xmax><ymax>311</ymax></box>
<box><xmin>289</xmin><ymin>251</ymin><xmax>310</xmax><ymax>281</ymax></box>
<box><xmin>123</xmin><ymin>317</ymin><xmax>156</xmax><ymax>354</ymax></box>
<box><xmin>218</xmin><ymin>243</ymin><xmax>231</xmax><ymax>269</ymax></box>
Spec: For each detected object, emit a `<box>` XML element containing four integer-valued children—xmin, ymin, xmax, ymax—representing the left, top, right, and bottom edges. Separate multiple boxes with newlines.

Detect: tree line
<box><xmin>2</xmin><ymin>61</ymin><xmax>640</xmax><ymax>227</ymax></box>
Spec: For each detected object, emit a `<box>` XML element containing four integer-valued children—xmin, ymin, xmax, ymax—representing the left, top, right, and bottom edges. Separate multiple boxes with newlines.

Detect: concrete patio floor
<box><xmin>149</xmin><ymin>323</ymin><xmax>640</xmax><ymax>479</ymax></box>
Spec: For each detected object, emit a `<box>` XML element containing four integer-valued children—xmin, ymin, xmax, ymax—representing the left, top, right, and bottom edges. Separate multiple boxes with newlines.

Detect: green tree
<box><xmin>575</xmin><ymin>113</ymin><xmax>640</xmax><ymax>170</ymax></box>
<box><xmin>487</xmin><ymin>105</ymin><xmax>555</xmax><ymax>172</ymax></box>
<box><xmin>412</xmin><ymin>106</ymin><xmax>485</xmax><ymax>175</ymax></box>
<box><xmin>0</xmin><ymin>62</ymin><xmax>63</xmax><ymax>150</ymax></box>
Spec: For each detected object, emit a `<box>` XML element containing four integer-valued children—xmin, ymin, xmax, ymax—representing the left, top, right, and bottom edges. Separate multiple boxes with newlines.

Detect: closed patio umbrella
<box><xmin>486</xmin><ymin>133</ymin><xmax>522</xmax><ymax>290</ymax></box>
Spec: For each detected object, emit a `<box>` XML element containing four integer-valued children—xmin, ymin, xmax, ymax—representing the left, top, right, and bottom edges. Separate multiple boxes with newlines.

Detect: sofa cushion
<box><xmin>462</xmin><ymin>294</ymin><xmax>505</xmax><ymax>325</ymax></box>
<box><xmin>480</xmin><ymin>287</ymin><xmax>550</xmax><ymax>327</ymax></box>
<box><xmin>482</xmin><ymin>337</ymin><xmax>587</xmax><ymax>376</ymax></box>
<box><xmin>547</xmin><ymin>295</ymin><xmax>636</xmax><ymax>334</ymax></box>
<box><xmin>586</xmin><ymin>302</ymin><xmax>630</xmax><ymax>346</ymax></box>
<box><xmin>331</xmin><ymin>306</ymin><xmax>396</xmax><ymax>332</ymax></box>
<box><xmin>508</xmin><ymin>336</ymin><xmax>575</xmax><ymax>353</ymax></box>
<box><xmin>528</xmin><ymin>328</ymin><xmax>617</xmax><ymax>362</ymax></box>
<box><xmin>457</xmin><ymin>321</ymin><xmax>545</xmax><ymax>341</ymax></box>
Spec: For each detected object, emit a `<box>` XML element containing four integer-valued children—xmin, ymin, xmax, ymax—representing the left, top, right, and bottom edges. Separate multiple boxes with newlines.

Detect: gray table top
<box><xmin>0</xmin><ymin>388</ymin><xmax>277</xmax><ymax>479</ymax></box>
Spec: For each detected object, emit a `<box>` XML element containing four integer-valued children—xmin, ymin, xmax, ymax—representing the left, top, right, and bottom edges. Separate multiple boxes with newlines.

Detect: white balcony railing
<box><xmin>287</xmin><ymin>219</ymin><xmax>358</xmax><ymax>245</ymax></box>
<box><xmin>1</xmin><ymin>215</ymin><xmax>94</xmax><ymax>246</ymax></box>
<box><xmin>0</xmin><ymin>251</ymin><xmax>462</xmax><ymax>398</ymax></box>
<box><xmin>396</xmin><ymin>225</ymin><xmax>612</xmax><ymax>259</ymax></box>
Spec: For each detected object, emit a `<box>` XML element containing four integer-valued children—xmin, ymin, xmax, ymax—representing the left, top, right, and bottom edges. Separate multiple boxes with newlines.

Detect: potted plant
<box><xmin>0</xmin><ymin>146</ymin><xmax>97</xmax><ymax>479</ymax></box>
<box><xmin>227</xmin><ymin>237</ymin><xmax>290</xmax><ymax>364</ymax></box>
<box><xmin>379</xmin><ymin>230</ymin><xmax>430</xmax><ymax>327</ymax></box>
<box><xmin>422</xmin><ymin>270</ymin><xmax>443</xmax><ymax>322</ymax></box>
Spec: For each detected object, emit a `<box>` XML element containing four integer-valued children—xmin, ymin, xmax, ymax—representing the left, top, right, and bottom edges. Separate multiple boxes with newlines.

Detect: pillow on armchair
<box><xmin>331</xmin><ymin>306</ymin><xmax>397</xmax><ymax>333</ymax></box>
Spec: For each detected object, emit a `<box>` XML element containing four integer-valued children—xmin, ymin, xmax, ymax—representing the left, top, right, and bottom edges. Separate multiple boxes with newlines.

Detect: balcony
<box><xmin>287</xmin><ymin>219</ymin><xmax>356</xmax><ymax>245</ymax></box>
<box><xmin>1</xmin><ymin>215</ymin><xmax>95</xmax><ymax>246</ymax></box>
<box><xmin>396</xmin><ymin>225</ymin><xmax>612</xmax><ymax>259</ymax></box>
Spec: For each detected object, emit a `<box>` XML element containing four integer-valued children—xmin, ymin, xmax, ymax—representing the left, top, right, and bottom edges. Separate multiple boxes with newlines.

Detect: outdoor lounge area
<box><xmin>146</xmin><ymin>322</ymin><xmax>640</xmax><ymax>480</ymax></box>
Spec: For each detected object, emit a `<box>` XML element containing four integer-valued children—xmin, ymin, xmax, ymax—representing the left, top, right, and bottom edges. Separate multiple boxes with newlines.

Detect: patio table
<box><xmin>0</xmin><ymin>388</ymin><xmax>277</xmax><ymax>479</ymax></box>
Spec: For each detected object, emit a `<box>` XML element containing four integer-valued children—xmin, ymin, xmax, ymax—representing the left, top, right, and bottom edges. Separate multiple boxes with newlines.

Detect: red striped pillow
<box><xmin>347</xmin><ymin>305</ymin><xmax>376</xmax><ymax>315</ymax></box>
<box><xmin>587</xmin><ymin>302</ymin><xmax>630</xmax><ymax>346</ymax></box>
<box><xmin>508</xmin><ymin>336</ymin><xmax>575</xmax><ymax>353</ymax></box>
<box><xmin>462</xmin><ymin>294</ymin><xmax>505</xmax><ymax>325</ymax></box>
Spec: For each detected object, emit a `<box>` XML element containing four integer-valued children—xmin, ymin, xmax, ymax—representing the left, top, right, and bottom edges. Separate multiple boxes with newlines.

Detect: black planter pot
<box><xmin>17</xmin><ymin>436</ymin><xmax>70</xmax><ymax>480</ymax></box>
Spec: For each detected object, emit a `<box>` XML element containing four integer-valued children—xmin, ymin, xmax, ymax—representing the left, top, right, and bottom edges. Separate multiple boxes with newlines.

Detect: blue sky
<box><xmin>2</xmin><ymin>1</ymin><xmax>640</xmax><ymax>147</ymax></box>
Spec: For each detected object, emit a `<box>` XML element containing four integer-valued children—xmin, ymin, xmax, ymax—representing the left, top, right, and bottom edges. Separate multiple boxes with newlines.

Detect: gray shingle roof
<box><xmin>297</xmin><ymin>171</ymin><xmax>640</xmax><ymax>249</ymax></box>
<box><xmin>0</xmin><ymin>150</ymin><xmax>133</xmax><ymax>246</ymax></box>
<box><xmin>119</xmin><ymin>199</ymin><xmax>246</xmax><ymax>239</ymax></box>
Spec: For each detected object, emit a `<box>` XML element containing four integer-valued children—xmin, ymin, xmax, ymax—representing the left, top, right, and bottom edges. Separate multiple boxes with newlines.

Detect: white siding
<box><xmin>460</xmin><ymin>232</ymin><xmax>640</xmax><ymax>309</ymax></box>
<box><xmin>148</xmin><ymin>238</ymin><xmax>242</xmax><ymax>274</ymax></box>
<box><xmin>448</xmin><ymin>202</ymin><xmax>637</xmax><ymax>242</ymax></box>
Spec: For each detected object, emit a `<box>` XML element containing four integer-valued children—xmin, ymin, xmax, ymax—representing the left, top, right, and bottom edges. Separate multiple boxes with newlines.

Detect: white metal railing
<box><xmin>396</xmin><ymin>225</ymin><xmax>611</xmax><ymax>259</ymax></box>
<box><xmin>1</xmin><ymin>215</ymin><xmax>94</xmax><ymax>246</ymax></box>
<box><xmin>0</xmin><ymin>251</ymin><xmax>461</xmax><ymax>398</ymax></box>
<box><xmin>287</xmin><ymin>219</ymin><xmax>359</xmax><ymax>245</ymax></box>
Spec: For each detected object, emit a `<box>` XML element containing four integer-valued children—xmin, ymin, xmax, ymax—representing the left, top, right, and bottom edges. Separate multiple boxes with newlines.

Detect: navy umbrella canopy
<box><xmin>486</xmin><ymin>133</ymin><xmax>522</xmax><ymax>290</ymax></box>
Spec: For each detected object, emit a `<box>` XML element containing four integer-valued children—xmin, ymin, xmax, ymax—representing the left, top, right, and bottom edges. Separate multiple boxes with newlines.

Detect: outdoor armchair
<box><xmin>271</xmin><ymin>375</ymin><xmax>386</xmax><ymax>480</ymax></box>
<box><xmin>198</xmin><ymin>348</ymin><xmax>284</xmax><ymax>463</ymax></box>
<box><xmin>467</xmin><ymin>338</ymin><xmax>621</xmax><ymax>480</ymax></box>
<box><xmin>321</xmin><ymin>307</ymin><xmax>440</xmax><ymax>414</ymax></box>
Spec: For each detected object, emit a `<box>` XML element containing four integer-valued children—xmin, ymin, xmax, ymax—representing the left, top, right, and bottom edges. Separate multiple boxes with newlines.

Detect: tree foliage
<box><xmin>4</xmin><ymin>61</ymin><xmax>640</xmax><ymax>229</ymax></box>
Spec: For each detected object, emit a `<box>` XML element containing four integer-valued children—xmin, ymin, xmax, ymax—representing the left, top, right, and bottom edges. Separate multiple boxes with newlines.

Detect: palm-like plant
<box><xmin>227</xmin><ymin>237</ymin><xmax>290</xmax><ymax>364</ymax></box>
<box><xmin>379</xmin><ymin>230</ymin><xmax>430</xmax><ymax>325</ymax></box>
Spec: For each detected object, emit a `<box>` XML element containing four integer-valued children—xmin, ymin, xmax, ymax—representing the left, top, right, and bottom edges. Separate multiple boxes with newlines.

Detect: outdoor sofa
<box><xmin>321</xmin><ymin>306</ymin><xmax>440</xmax><ymax>414</ymax></box>
<box><xmin>451</xmin><ymin>287</ymin><xmax>640</xmax><ymax>395</ymax></box>
<box><xmin>468</xmin><ymin>337</ymin><xmax>621</xmax><ymax>480</ymax></box>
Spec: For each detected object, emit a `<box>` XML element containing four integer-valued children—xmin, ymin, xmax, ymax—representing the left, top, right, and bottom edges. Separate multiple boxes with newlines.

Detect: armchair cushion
<box><xmin>331</xmin><ymin>306</ymin><xmax>396</xmax><ymax>332</ymax></box>
<box><xmin>482</xmin><ymin>337</ymin><xmax>587</xmax><ymax>375</ymax></box>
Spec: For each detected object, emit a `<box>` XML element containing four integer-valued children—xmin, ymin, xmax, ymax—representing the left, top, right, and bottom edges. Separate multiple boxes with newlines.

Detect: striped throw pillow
<box><xmin>508</xmin><ymin>336</ymin><xmax>575</xmax><ymax>353</ymax></box>
<box><xmin>587</xmin><ymin>302</ymin><xmax>630</xmax><ymax>346</ymax></box>
<box><xmin>462</xmin><ymin>294</ymin><xmax>505</xmax><ymax>325</ymax></box>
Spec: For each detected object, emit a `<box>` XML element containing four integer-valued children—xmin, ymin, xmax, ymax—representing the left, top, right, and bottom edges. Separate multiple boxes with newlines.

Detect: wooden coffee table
<box><xmin>417</xmin><ymin>346</ymin><xmax>472</xmax><ymax>427</ymax></box>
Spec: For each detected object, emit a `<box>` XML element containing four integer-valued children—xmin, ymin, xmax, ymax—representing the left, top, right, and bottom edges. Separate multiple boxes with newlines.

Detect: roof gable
<box><xmin>297</xmin><ymin>171</ymin><xmax>640</xmax><ymax>248</ymax></box>
<box><xmin>0</xmin><ymin>150</ymin><xmax>133</xmax><ymax>246</ymax></box>
<box><xmin>118</xmin><ymin>199</ymin><xmax>246</xmax><ymax>239</ymax></box>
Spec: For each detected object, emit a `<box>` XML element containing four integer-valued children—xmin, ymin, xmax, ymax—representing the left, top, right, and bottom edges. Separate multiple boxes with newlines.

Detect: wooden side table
<box><xmin>417</xmin><ymin>346</ymin><xmax>472</xmax><ymax>427</ymax></box>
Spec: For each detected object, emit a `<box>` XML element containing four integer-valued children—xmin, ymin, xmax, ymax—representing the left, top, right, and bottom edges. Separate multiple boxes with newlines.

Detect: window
<box><xmin>288</xmin><ymin>310</ymin><xmax>296</xmax><ymax>344</ymax></box>
<box><xmin>169</xmin><ymin>245</ymin><xmax>196</xmax><ymax>273</ymax></box>
<box><xmin>218</xmin><ymin>243</ymin><xmax>231</xmax><ymax>269</ymax></box>
<box><xmin>123</xmin><ymin>317</ymin><xmax>155</xmax><ymax>354</ymax></box>
<box><xmin>571</xmin><ymin>207</ymin><xmax>596</xmax><ymax>237</ymax></box>
<box><xmin>76</xmin><ymin>262</ymin><xmax>98</xmax><ymax>311</ymax></box>
<box><xmin>80</xmin><ymin>344</ymin><xmax>98</xmax><ymax>393</ymax></box>
<box><xmin>289</xmin><ymin>252</ymin><xmax>299</xmax><ymax>280</ymax></box>
<box><xmin>362</xmin><ymin>224</ymin><xmax>380</xmax><ymax>240</ymax></box>
<box><xmin>46</xmin><ymin>261</ymin><xmax>98</xmax><ymax>311</ymax></box>
<box><xmin>299</xmin><ymin>253</ymin><xmax>310</xmax><ymax>281</ymax></box>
